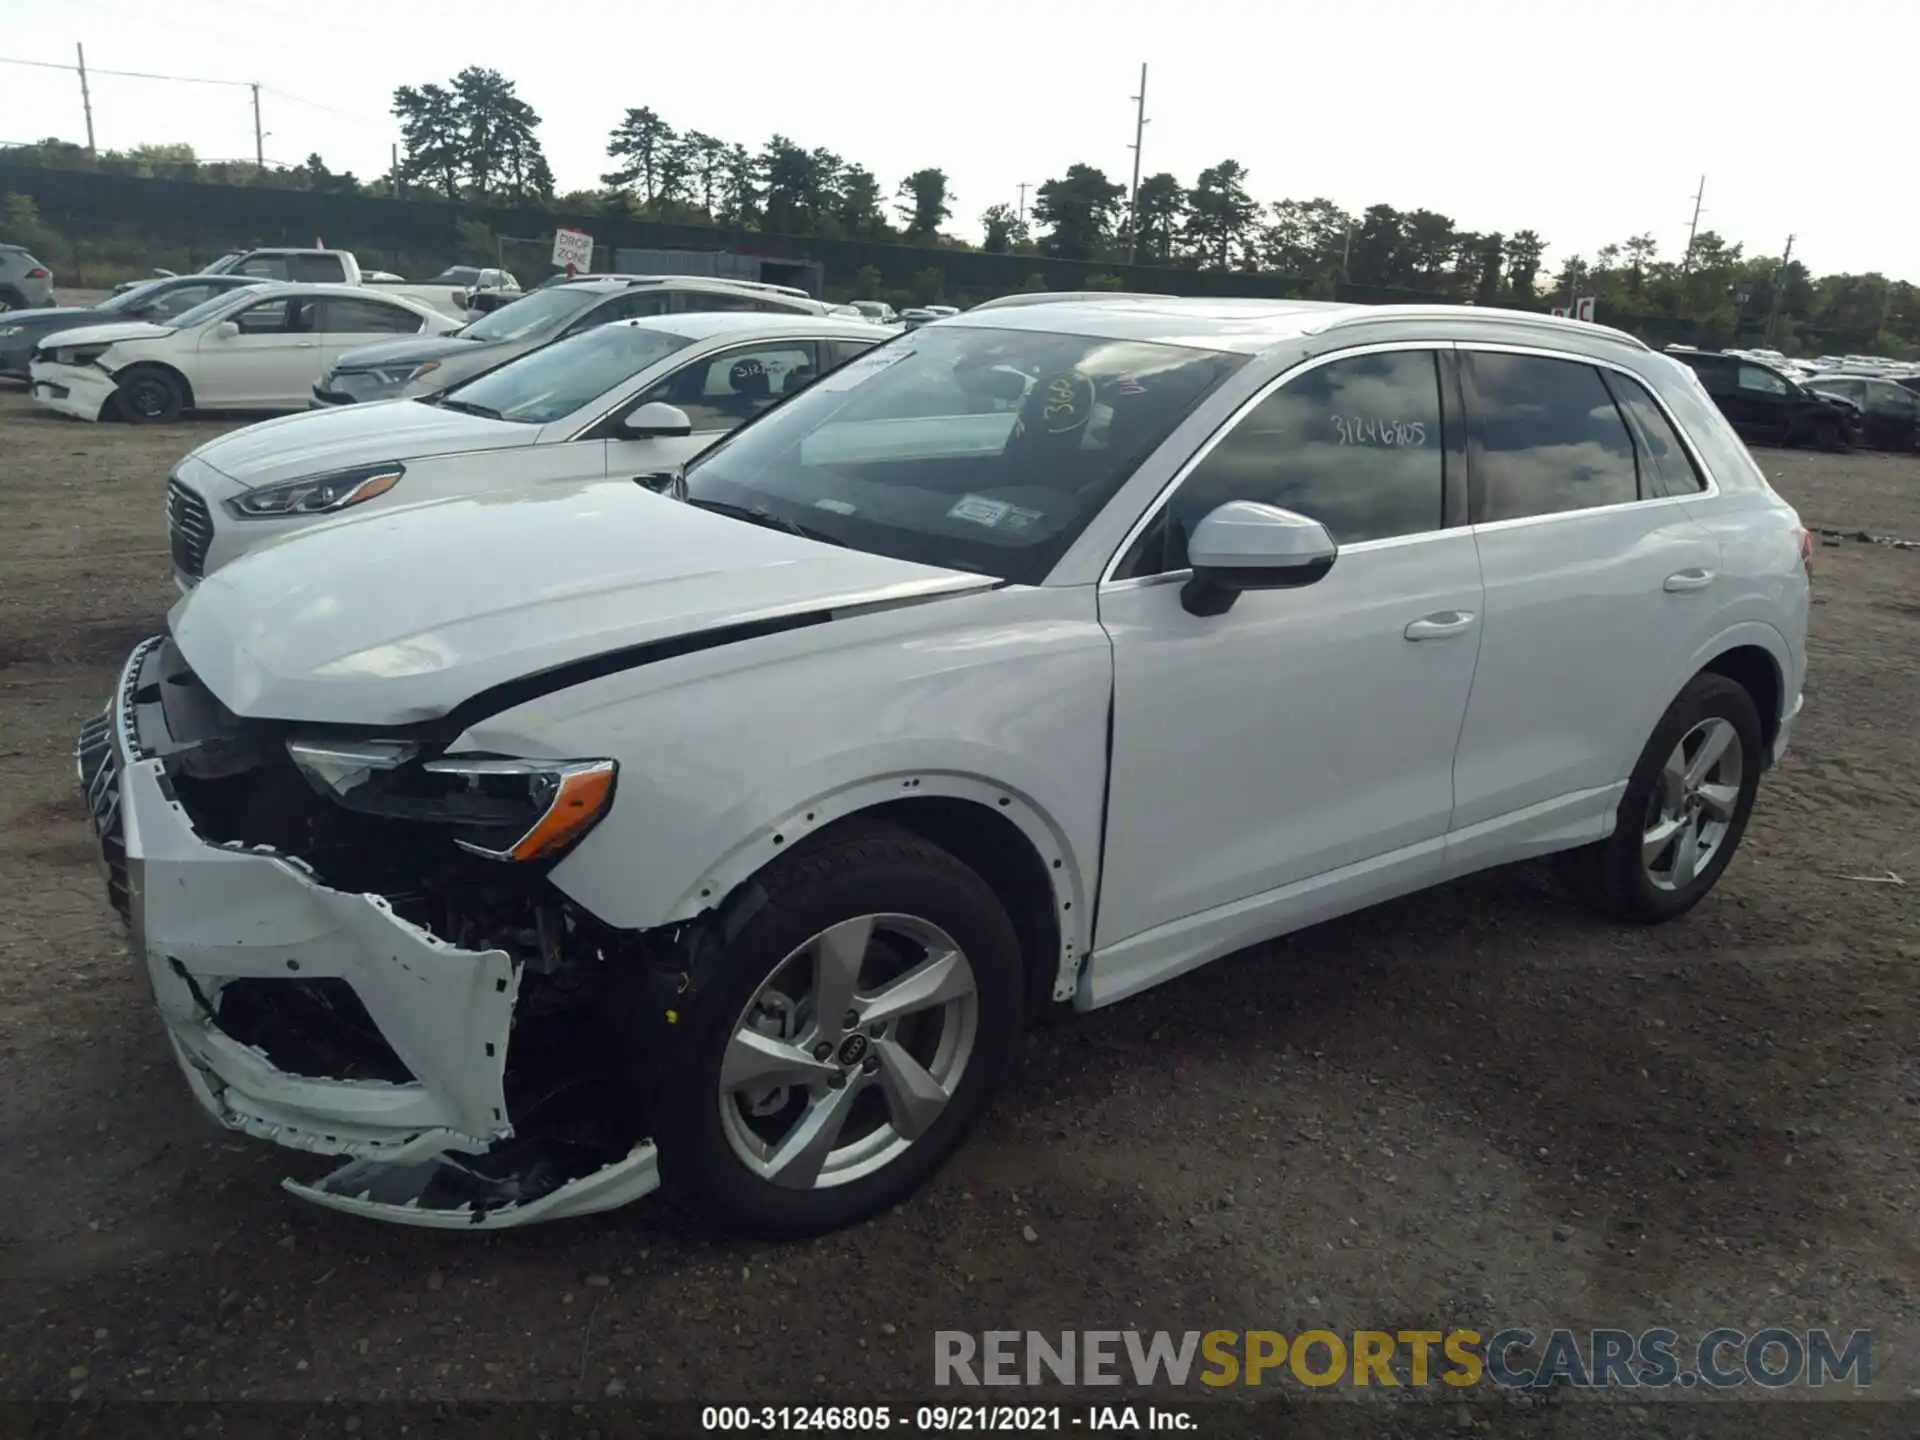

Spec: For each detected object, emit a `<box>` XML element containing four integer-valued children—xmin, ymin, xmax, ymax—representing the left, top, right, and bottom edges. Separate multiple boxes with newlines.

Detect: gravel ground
<box><xmin>0</xmin><ymin>387</ymin><xmax>1915</xmax><ymax>1437</ymax></box>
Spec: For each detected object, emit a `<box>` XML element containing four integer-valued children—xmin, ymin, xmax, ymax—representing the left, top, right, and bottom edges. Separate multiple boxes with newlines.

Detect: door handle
<box><xmin>1663</xmin><ymin>568</ymin><xmax>1715</xmax><ymax>592</ymax></box>
<box><xmin>1404</xmin><ymin>610</ymin><xmax>1477</xmax><ymax>641</ymax></box>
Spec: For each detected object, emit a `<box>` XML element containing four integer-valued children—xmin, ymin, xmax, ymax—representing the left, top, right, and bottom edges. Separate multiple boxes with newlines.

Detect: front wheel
<box><xmin>1554</xmin><ymin>673</ymin><xmax>1764</xmax><ymax>923</ymax></box>
<box><xmin>113</xmin><ymin>367</ymin><xmax>184</xmax><ymax>424</ymax></box>
<box><xmin>657</xmin><ymin>821</ymin><xmax>1025</xmax><ymax>1239</ymax></box>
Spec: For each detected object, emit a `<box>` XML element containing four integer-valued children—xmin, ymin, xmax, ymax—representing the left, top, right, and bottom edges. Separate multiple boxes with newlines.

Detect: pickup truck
<box><xmin>115</xmin><ymin>249</ymin><xmax>517</xmax><ymax>320</ymax></box>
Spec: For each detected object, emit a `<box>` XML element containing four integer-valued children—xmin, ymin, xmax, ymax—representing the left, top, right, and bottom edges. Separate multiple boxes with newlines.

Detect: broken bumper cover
<box><xmin>77</xmin><ymin>636</ymin><xmax>661</xmax><ymax>1228</ymax></box>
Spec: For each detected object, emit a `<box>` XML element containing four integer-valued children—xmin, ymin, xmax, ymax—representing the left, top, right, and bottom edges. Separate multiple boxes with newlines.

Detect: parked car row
<box><xmin>1663</xmin><ymin>345</ymin><xmax>1920</xmax><ymax>453</ymax></box>
<box><xmin>71</xmin><ymin>295</ymin><xmax>1811</xmax><ymax>1241</ymax></box>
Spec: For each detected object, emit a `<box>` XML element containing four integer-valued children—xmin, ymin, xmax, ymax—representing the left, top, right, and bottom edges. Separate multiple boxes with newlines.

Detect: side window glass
<box><xmin>318</xmin><ymin>298</ymin><xmax>424</xmax><ymax>334</ymax></box>
<box><xmin>674</xmin><ymin>290</ymin><xmax>761</xmax><ymax>313</ymax></box>
<box><xmin>826</xmin><ymin>339</ymin><xmax>879</xmax><ymax>371</ymax></box>
<box><xmin>569</xmin><ymin>293</ymin><xmax>667</xmax><ymax>333</ymax></box>
<box><xmin>1601</xmin><ymin>370</ymin><xmax>1706</xmax><ymax>497</ymax></box>
<box><xmin>1867</xmin><ymin>383</ymin><xmax>1916</xmax><ymax>417</ymax></box>
<box><xmin>635</xmin><ymin>342</ymin><xmax>820</xmax><ymax>430</ymax></box>
<box><xmin>1689</xmin><ymin>358</ymin><xmax>1737</xmax><ymax>395</ymax></box>
<box><xmin>290</xmin><ymin>254</ymin><xmax>343</xmax><ymax>283</ymax></box>
<box><xmin>1738</xmin><ymin>365</ymin><xmax>1788</xmax><ymax>397</ymax></box>
<box><xmin>1143</xmin><ymin>349</ymin><xmax>1445</xmax><ymax>574</ymax></box>
<box><xmin>232</xmin><ymin>299</ymin><xmax>291</xmax><ymax>334</ymax></box>
<box><xmin>1464</xmin><ymin>352</ymin><xmax>1638</xmax><ymax>522</ymax></box>
<box><xmin>235</xmin><ymin>257</ymin><xmax>289</xmax><ymax>280</ymax></box>
<box><xmin>150</xmin><ymin>284</ymin><xmax>213</xmax><ymax>318</ymax></box>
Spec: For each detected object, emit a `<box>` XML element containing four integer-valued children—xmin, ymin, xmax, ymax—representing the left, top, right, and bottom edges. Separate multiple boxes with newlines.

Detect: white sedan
<box><xmin>165</xmin><ymin>311</ymin><xmax>893</xmax><ymax>587</ymax></box>
<box><xmin>28</xmin><ymin>283</ymin><xmax>460</xmax><ymax>423</ymax></box>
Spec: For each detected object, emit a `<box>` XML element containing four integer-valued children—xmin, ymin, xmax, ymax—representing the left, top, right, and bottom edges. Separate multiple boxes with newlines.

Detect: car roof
<box><xmin>944</xmin><ymin>296</ymin><xmax>1652</xmax><ymax>358</ymax></box>
<box><xmin>233</xmin><ymin>281</ymin><xmax>438</xmax><ymax>307</ymax></box>
<box><xmin>631</xmin><ymin>311</ymin><xmax>894</xmax><ymax>342</ymax></box>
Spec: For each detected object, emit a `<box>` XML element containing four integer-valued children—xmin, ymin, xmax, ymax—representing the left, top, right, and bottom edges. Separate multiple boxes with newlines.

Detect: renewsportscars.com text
<box><xmin>934</xmin><ymin>1328</ymin><xmax>1872</xmax><ymax>1390</ymax></box>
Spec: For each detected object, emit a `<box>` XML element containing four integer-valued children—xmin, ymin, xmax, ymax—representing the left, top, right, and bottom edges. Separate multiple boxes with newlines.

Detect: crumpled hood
<box><xmin>171</xmin><ymin>479</ymin><xmax>996</xmax><ymax>725</ymax></box>
<box><xmin>189</xmin><ymin>399</ymin><xmax>536</xmax><ymax>489</ymax></box>
<box><xmin>332</xmin><ymin>334</ymin><xmax>487</xmax><ymax>370</ymax></box>
<box><xmin>33</xmin><ymin>320</ymin><xmax>174</xmax><ymax>352</ymax></box>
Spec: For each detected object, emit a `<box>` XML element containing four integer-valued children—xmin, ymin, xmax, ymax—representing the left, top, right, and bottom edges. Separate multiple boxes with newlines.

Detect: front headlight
<box><xmin>285</xmin><ymin>739</ymin><xmax>617</xmax><ymax>863</ymax></box>
<box><xmin>225</xmin><ymin>462</ymin><xmax>405</xmax><ymax>519</ymax></box>
<box><xmin>360</xmin><ymin>361</ymin><xmax>440</xmax><ymax>387</ymax></box>
<box><xmin>0</xmin><ymin>325</ymin><xmax>22</xmax><ymax>338</ymax></box>
<box><xmin>52</xmin><ymin>343</ymin><xmax>109</xmax><ymax>366</ymax></box>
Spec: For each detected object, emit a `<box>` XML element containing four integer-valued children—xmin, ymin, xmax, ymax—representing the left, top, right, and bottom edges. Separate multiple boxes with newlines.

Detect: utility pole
<box><xmin>391</xmin><ymin>141</ymin><xmax>401</xmax><ymax>197</ymax></box>
<box><xmin>1016</xmin><ymin>181</ymin><xmax>1028</xmax><ymax>226</ymax></box>
<box><xmin>251</xmin><ymin>83</ymin><xmax>264</xmax><ymax>167</ymax></box>
<box><xmin>1764</xmin><ymin>233</ymin><xmax>1794</xmax><ymax>347</ymax></box>
<box><xmin>1124</xmin><ymin>63</ymin><xmax>1148</xmax><ymax>263</ymax></box>
<box><xmin>1681</xmin><ymin>174</ymin><xmax>1706</xmax><ymax>271</ymax></box>
<box><xmin>75</xmin><ymin>43</ymin><xmax>95</xmax><ymax>156</ymax></box>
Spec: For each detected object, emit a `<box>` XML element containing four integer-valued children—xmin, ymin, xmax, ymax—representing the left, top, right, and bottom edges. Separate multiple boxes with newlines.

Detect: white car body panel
<box><xmin>172</xmin><ymin>481</ymin><xmax>998</xmax><ymax>726</ymax></box>
<box><xmin>28</xmin><ymin>284</ymin><xmax>459</xmax><ymax>420</ymax></box>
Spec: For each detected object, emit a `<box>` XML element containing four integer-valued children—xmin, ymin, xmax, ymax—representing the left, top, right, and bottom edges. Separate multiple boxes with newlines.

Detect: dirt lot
<box><xmin>0</xmin><ymin>386</ymin><xmax>1915</xmax><ymax>1433</ymax></box>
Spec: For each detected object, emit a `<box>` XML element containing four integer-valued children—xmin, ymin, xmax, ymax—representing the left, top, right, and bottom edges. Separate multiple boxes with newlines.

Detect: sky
<box><xmin>2</xmin><ymin>0</ymin><xmax>1915</xmax><ymax>282</ymax></box>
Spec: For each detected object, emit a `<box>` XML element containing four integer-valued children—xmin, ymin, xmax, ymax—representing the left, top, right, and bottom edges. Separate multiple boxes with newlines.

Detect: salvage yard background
<box><xmin>0</xmin><ymin>375</ymin><xmax>1916</xmax><ymax>1432</ymax></box>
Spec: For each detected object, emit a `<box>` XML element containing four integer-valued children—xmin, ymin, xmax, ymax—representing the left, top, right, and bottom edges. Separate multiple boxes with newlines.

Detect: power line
<box><xmin>0</xmin><ymin>53</ymin><xmax>251</xmax><ymax>87</ymax></box>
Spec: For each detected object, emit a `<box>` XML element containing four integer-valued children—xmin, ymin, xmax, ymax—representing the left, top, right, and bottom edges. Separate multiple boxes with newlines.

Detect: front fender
<box><xmin>455</xmin><ymin>585</ymin><xmax>1114</xmax><ymax>990</ymax></box>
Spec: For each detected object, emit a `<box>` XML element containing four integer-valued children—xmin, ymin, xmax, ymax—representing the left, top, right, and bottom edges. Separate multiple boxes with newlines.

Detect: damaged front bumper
<box><xmin>77</xmin><ymin>636</ymin><xmax>662</xmax><ymax>1228</ymax></box>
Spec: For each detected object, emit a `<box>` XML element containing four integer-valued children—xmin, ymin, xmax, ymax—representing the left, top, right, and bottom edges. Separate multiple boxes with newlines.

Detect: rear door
<box><xmin>1444</xmin><ymin>348</ymin><xmax>1724</xmax><ymax>873</ymax></box>
<box><xmin>1861</xmin><ymin>380</ymin><xmax>1920</xmax><ymax>450</ymax></box>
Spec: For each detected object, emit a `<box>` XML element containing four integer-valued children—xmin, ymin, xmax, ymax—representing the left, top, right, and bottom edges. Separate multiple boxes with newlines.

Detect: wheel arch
<box><xmin>1688</xmin><ymin>624</ymin><xmax>1790</xmax><ymax>760</ymax></box>
<box><xmin>667</xmin><ymin>777</ymin><xmax>1088</xmax><ymax>1015</ymax></box>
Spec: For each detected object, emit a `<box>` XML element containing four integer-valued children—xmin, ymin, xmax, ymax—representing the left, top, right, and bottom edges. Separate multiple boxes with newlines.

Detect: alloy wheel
<box><xmin>718</xmin><ymin>913</ymin><xmax>979</xmax><ymax>1190</ymax></box>
<box><xmin>1642</xmin><ymin>717</ymin><xmax>1745</xmax><ymax>892</ymax></box>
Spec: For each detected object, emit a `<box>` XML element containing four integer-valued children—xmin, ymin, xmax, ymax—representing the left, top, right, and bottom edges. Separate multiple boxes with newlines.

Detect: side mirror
<box><xmin>620</xmin><ymin>401</ymin><xmax>693</xmax><ymax>438</ymax></box>
<box><xmin>634</xmin><ymin>468</ymin><xmax>688</xmax><ymax>500</ymax></box>
<box><xmin>214</xmin><ymin>320</ymin><xmax>240</xmax><ymax>339</ymax></box>
<box><xmin>151</xmin><ymin>267</ymin><xmax>177</xmax><ymax>279</ymax></box>
<box><xmin>1180</xmin><ymin>501</ymin><xmax>1338</xmax><ymax>617</ymax></box>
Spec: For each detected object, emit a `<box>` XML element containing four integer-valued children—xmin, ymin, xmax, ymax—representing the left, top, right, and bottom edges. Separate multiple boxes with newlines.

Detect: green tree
<box><xmin>896</xmin><ymin>168</ymin><xmax>952</xmax><ymax>240</ymax></box>
<box><xmin>394</xmin><ymin>69</ymin><xmax>550</xmax><ymax>203</ymax></box>
<box><xmin>1033</xmin><ymin>164</ymin><xmax>1126</xmax><ymax>261</ymax></box>
<box><xmin>759</xmin><ymin>136</ymin><xmax>838</xmax><ymax>233</ymax></box>
<box><xmin>392</xmin><ymin>82</ymin><xmax>464</xmax><ymax>199</ymax></box>
<box><xmin>834</xmin><ymin>165</ymin><xmax>889</xmax><ymax>237</ymax></box>
<box><xmin>1183</xmin><ymin>159</ymin><xmax>1259</xmax><ymax>269</ymax></box>
<box><xmin>1258</xmin><ymin>198</ymin><xmax>1353</xmax><ymax>282</ymax></box>
<box><xmin>1129</xmin><ymin>172</ymin><xmax>1186</xmax><ymax>265</ymax></box>
<box><xmin>1505</xmin><ymin>229</ymin><xmax>1545</xmax><ymax>301</ymax></box>
<box><xmin>980</xmin><ymin>202</ymin><xmax>1029</xmax><ymax>253</ymax></box>
<box><xmin>718</xmin><ymin>142</ymin><xmax>762</xmax><ymax>227</ymax></box>
<box><xmin>603</xmin><ymin>107</ymin><xmax>677</xmax><ymax>205</ymax></box>
<box><xmin>681</xmin><ymin>130</ymin><xmax>728</xmax><ymax>217</ymax></box>
<box><xmin>1472</xmin><ymin>232</ymin><xmax>1505</xmax><ymax>303</ymax></box>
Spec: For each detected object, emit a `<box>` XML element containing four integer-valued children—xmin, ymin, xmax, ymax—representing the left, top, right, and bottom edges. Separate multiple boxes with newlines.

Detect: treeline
<box><xmin>2</xmin><ymin>67</ymin><xmax>1916</xmax><ymax>356</ymax></box>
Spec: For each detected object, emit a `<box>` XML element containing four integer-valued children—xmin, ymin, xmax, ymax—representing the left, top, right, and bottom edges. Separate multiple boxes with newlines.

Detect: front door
<box><xmin>1093</xmin><ymin>346</ymin><xmax>1483</xmax><ymax>988</ymax></box>
<box><xmin>607</xmin><ymin>339</ymin><xmax>826</xmax><ymax>477</ymax></box>
<box><xmin>193</xmin><ymin>295</ymin><xmax>322</xmax><ymax>407</ymax></box>
<box><xmin>1445</xmin><ymin>349</ymin><xmax>1725</xmax><ymax>871</ymax></box>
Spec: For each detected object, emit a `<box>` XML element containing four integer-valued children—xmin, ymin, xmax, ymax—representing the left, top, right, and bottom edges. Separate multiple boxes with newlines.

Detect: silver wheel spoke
<box><xmin>809</xmin><ymin>916</ymin><xmax>874</xmax><ymax>1043</ymax></box>
<box><xmin>763</xmin><ymin>1081</ymin><xmax>863</xmax><ymax>1189</ymax></box>
<box><xmin>1696</xmin><ymin>780</ymin><xmax>1740</xmax><ymax>823</ymax></box>
<box><xmin>1643</xmin><ymin>813</ymin><xmax>1687</xmax><ymax>866</ymax></box>
<box><xmin>1684</xmin><ymin>720</ymin><xmax>1736</xmax><ymax>788</ymax></box>
<box><xmin>1659</xmin><ymin>747</ymin><xmax>1689</xmax><ymax>815</ymax></box>
<box><xmin>872</xmin><ymin>1037</ymin><xmax>951</xmax><ymax>1140</ymax></box>
<box><xmin>1670</xmin><ymin>815</ymin><xmax>1703</xmax><ymax>887</ymax></box>
<box><xmin>860</xmin><ymin>947</ymin><xmax>973</xmax><ymax>1028</ymax></box>
<box><xmin>721</xmin><ymin>1028</ymin><xmax>838</xmax><ymax>1093</ymax></box>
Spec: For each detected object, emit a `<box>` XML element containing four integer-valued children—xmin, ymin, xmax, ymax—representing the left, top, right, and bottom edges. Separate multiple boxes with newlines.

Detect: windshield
<box><xmin>683</xmin><ymin>325</ymin><xmax>1244</xmax><ymax>584</ymax></box>
<box><xmin>156</xmin><ymin>289</ymin><xmax>259</xmax><ymax>330</ymax></box>
<box><xmin>96</xmin><ymin>280</ymin><xmax>170</xmax><ymax>314</ymax></box>
<box><xmin>200</xmin><ymin>252</ymin><xmax>244</xmax><ymax>275</ymax></box>
<box><xmin>461</xmin><ymin>286</ymin><xmax>602</xmax><ymax>342</ymax></box>
<box><xmin>444</xmin><ymin>322</ymin><xmax>695</xmax><ymax>424</ymax></box>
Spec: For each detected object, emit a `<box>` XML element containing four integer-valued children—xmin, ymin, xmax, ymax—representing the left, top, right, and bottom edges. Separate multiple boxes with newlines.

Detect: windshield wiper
<box><xmin>436</xmin><ymin>397</ymin><xmax>505</xmax><ymax>420</ymax></box>
<box><xmin>685</xmin><ymin>497</ymin><xmax>845</xmax><ymax>548</ymax></box>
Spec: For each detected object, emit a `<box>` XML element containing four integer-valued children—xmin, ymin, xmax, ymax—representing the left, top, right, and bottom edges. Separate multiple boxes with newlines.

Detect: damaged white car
<box><xmin>79</xmin><ymin>298</ymin><xmax>1810</xmax><ymax>1235</ymax></box>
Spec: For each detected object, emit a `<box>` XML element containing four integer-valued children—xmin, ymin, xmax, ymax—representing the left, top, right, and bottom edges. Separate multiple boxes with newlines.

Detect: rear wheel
<box><xmin>0</xmin><ymin>288</ymin><xmax>23</xmax><ymax>314</ymax></box>
<box><xmin>657</xmin><ymin>822</ymin><xmax>1024</xmax><ymax>1239</ymax></box>
<box><xmin>1554</xmin><ymin>673</ymin><xmax>1764</xmax><ymax>924</ymax></box>
<box><xmin>113</xmin><ymin>366</ymin><xmax>184</xmax><ymax>424</ymax></box>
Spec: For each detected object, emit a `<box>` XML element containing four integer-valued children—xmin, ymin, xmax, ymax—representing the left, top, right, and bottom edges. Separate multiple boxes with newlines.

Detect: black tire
<box><xmin>112</xmin><ymin>366</ymin><xmax>185</xmax><ymax>424</ymax></box>
<box><xmin>1818</xmin><ymin>417</ymin><xmax>1852</xmax><ymax>454</ymax></box>
<box><xmin>1554</xmin><ymin>673</ymin><xmax>1764</xmax><ymax>924</ymax></box>
<box><xmin>656</xmin><ymin>821</ymin><xmax>1024</xmax><ymax>1240</ymax></box>
<box><xmin>0</xmin><ymin>288</ymin><xmax>23</xmax><ymax>314</ymax></box>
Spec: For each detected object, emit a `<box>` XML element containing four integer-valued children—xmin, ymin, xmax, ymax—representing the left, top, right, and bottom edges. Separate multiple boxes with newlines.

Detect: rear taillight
<box><xmin>26</xmin><ymin>267</ymin><xmax>49</xmax><ymax>279</ymax></box>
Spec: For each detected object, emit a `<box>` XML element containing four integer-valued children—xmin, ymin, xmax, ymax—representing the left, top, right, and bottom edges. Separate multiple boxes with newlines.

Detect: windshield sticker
<box><xmin>947</xmin><ymin>495</ymin><xmax>1044</xmax><ymax>532</ymax></box>
<box><xmin>1039</xmin><ymin>374</ymin><xmax>1096</xmax><ymax>432</ymax></box>
<box><xmin>815</xmin><ymin>346</ymin><xmax>915</xmax><ymax>391</ymax></box>
<box><xmin>1110</xmin><ymin>374</ymin><xmax>1147</xmax><ymax>396</ymax></box>
<box><xmin>813</xmin><ymin>498</ymin><xmax>857</xmax><ymax>515</ymax></box>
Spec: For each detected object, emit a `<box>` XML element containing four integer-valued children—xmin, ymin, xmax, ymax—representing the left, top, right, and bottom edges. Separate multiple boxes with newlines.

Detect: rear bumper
<box><xmin>1771</xmin><ymin>689</ymin><xmax>1803</xmax><ymax>767</ymax></box>
<box><xmin>77</xmin><ymin>637</ymin><xmax>661</xmax><ymax>1228</ymax></box>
